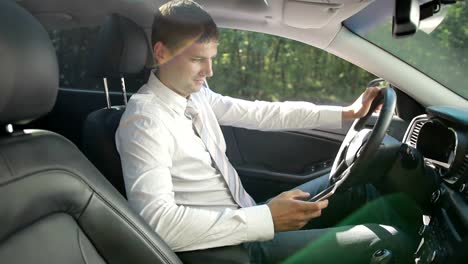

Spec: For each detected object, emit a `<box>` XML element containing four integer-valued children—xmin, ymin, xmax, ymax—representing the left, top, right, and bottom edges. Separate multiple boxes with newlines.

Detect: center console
<box><xmin>413</xmin><ymin>185</ymin><xmax>467</xmax><ymax>263</ymax></box>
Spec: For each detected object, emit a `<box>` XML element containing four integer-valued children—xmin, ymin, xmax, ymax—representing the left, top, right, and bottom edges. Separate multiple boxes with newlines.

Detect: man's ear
<box><xmin>153</xmin><ymin>41</ymin><xmax>170</xmax><ymax>65</ymax></box>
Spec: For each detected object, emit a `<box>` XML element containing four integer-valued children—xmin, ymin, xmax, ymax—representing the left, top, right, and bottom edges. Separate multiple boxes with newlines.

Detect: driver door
<box><xmin>212</xmin><ymin>29</ymin><xmax>409</xmax><ymax>202</ymax></box>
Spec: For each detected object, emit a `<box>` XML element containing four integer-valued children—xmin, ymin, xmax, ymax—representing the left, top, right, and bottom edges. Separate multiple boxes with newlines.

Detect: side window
<box><xmin>48</xmin><ymin>27</ymin><xmax>147</xmax><ymax>93</ymax></box>
<box><xmin>211</xmin><ymin>29</ymin><xmax>376</xmax><ymax>105</ymax></box>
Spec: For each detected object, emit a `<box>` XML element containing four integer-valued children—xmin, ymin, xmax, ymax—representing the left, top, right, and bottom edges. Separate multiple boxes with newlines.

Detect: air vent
<box><xmin>409</xmin><ymin>121</ymin><xmax>424</xmax><ymax>147</ymax></box>
<box><xmin>404</xmin><ymin>115</ymin><xmax>428</xmax><ymax>148</ymax></box>
<box><xmin>446</xmin><ymin>153</ymin><xmax>468</xmax><ymax>185</ymax></box>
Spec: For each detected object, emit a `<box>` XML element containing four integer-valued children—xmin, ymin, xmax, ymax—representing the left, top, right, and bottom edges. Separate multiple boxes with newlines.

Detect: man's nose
<box><xmin>203</xmin><ymin>59</ymin><xmax>213</xmax><ymax>78</ymax></box>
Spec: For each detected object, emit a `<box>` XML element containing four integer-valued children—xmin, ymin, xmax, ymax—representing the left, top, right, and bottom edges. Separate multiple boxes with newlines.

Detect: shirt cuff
<box><xmin>241</xmin><ymin>205</ymin><xmax>274</xmax><ymax>242</ymax></box>
<box><xmin>316</xmin><ymin>105</ymin><xmax>343</xmax><ymax>129</ymax></box>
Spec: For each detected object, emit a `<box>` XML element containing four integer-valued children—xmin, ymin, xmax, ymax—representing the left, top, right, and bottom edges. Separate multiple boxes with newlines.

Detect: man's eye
<box><xmin>191</xmin><ymin>58</ymin><xmax>202</xmax><ymax>62</ymax></box>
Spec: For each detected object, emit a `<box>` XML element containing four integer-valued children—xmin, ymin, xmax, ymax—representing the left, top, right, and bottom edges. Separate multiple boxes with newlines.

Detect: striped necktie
<box><xmin>185</xmin><ymin>99</ymin><xmax>256</xmax><ymax>208</ymax></box>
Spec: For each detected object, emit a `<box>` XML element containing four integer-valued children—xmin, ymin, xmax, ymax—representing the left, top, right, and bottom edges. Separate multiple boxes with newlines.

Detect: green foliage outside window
<box><xmin>49</xmin><ymin>2</ymin><xmax>467</xmax><ymax>103</ymax></box>
<box><xmin>364</xmin><ymin>1</ymin><xmax>468</xmax><ymax>99</ymax></box>
<box><xmin>210</xmin><ymin>29</ymin><xmax>375</xmax><ymax>104</ymax></box>
<box><xmin>49</xmin><ymin>27</ymin><xmax>374</xmax><ymax>105</ymax></box>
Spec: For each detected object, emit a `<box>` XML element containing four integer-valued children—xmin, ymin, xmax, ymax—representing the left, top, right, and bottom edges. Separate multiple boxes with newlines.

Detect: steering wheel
<box><xmin>329</xmin><ymin>84</ymin><xmax>397</xmax><ymax>189</ymax></box>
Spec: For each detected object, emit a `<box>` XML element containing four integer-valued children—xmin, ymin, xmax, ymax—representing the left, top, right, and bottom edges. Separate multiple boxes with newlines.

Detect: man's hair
<box><xmin>152</xmin><ymin>0</ymin><xmax>219</xmax><ymax>51</ymax></box>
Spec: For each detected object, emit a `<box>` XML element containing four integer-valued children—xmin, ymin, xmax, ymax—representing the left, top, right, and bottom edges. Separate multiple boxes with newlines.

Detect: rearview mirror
<box><xmin>392</xmin><ymin>0</ymin><xmax>420</xmax><ymax>38</ymax></box>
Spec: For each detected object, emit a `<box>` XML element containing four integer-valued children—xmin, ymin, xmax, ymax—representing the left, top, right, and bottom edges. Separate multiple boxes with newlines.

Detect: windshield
<box><xmin>347</xmin><ymin>1</ymin><xmax>468</xmax><ymax>100</ymax></box>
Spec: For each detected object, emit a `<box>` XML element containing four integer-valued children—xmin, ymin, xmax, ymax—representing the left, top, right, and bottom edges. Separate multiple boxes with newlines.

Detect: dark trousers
<box><xmin>243</xmin><ymin>175</ymin><xmax>421</xmax><ymax>264</ymax></box>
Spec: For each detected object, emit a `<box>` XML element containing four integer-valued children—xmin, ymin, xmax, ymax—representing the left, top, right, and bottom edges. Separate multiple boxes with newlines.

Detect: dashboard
<box><xmin>402</xmin><ymin>106</ymin><xmax>468</xmax><ymax>263</ymax></box>
<box><xmin>403</xmin><ymin>106</ymin><xmax>468</xmax><ymax>194</ymax></box>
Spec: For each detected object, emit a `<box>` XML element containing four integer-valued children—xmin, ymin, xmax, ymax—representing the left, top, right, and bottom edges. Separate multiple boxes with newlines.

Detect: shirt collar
<box><xmin>147</xmin><ymin>71</ymin><xmax>188</xmax><ymax>116</ymax></box>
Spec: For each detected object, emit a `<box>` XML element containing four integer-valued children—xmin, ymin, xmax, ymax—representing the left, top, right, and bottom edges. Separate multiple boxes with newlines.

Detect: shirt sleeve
<box><xmin>202</xmin><ymin>86</ymin><xmax>343</xmax><ymax>130</ymax></box>
<box><xmin>116</xmin><ymin>111</ymin><xmax>274</xmax><ymax>252</ymax></box>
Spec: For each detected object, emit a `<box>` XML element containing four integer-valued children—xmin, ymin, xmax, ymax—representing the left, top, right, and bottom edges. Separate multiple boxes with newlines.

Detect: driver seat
<box><xmin>81</xmin><ymin>13</ymin><xmax>250</xmax><ymax>264</ymax></box>
<box><xmin>0</xmin><ymin>2</ymin><xmax>181</xmax><ymax>263</ymax></box>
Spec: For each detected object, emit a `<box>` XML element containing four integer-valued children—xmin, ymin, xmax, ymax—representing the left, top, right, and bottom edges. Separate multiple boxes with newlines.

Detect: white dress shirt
<box><xmin>115</xmin><ymin>73</ymin><xmax>343</xmax><ymax>252</ymax></box>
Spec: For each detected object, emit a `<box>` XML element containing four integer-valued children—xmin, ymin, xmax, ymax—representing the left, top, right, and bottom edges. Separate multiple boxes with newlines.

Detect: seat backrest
<box><xmin>81</xmin><ymin>13</ymin><xmax>251</xmax><ymax>264</ymax></box>
<box><xmin>83</xmin><ymin>106</ymin><xmax>126</xmax><ymax>195</ymax></box>
<box><xmin>0</xmin><ymin>2</ymin><xmax>181</xmax><ymax>263</ymax></box>
<box><xmin>82</xmin><ymin>14</ymin><xmax>151</xmax><ymax>196</ymax></box>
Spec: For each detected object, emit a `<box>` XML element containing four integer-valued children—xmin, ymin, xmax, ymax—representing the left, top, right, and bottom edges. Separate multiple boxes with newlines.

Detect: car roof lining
<box><xmin>17</xmin><ymin>0</ymin><xmax>372</xmax><ymax>49</ymax></box>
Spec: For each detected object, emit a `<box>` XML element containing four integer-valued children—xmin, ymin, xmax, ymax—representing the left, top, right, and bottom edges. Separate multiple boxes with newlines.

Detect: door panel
<box><xmin>234</xmin><ymin>129</ymin><xmax>341</xmax><ymax>174</ymax></box>
<box><xmin>225</xmin><ymin>127</ymin><xmax>343</xmax><ymax>202</ymax></box>
<box><xmin>226</xmin><ymin>116</ymin><xmax>409</xmax><ymax>202</ymax></box>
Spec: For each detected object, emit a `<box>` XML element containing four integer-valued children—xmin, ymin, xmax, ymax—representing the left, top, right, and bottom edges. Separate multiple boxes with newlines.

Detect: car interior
<box><xmin>1</xmin><ymin>0</ymin><xmax>467</xmax><ymax>263</ymax></box>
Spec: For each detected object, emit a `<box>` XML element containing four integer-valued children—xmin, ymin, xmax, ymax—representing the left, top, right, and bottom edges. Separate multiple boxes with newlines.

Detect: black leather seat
<box><xmin>83</xmin><ymin>105</ymin><xmax>127</xmax><ymax>195</ymax></box>
<box><xmin>0</xmin><ymin>2</ymin><xmax>181</xmax><ymax>263</ymax></box>
<box><xmin>83</xmin><ymin>14</ymin><xmax>151</xmax><ymax>197</ymax></box>
<box><xmin>82</xmin><ymin>13</ymin><xmax>250</xmax><ymax>264</ymax></box>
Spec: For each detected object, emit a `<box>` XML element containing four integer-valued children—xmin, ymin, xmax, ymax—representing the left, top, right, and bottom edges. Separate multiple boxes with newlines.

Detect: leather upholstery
<box><xmin>82</xmin><ymin>106</ymin><xmax>252</xmax><ymax>264</ymax></box>
<box><xmin>82</xmin><ymin>13</ymin><xmax>147</xmax><ymax>196</ymax></box>
<box><xmin>0</xmin><ymin>2</ymin><xmax>181</xmax><ymax>263</ymax></box>
<box><xmin>89</xmin><ymin>14</ymin><xmax>152</xmax><ymax>78</ymax></box>
<box><xmin>83</xmin><ymin>106</ymin><xmax>126</xmax><ymax>196</ymax></box>
<box><xmin>0</xmin><ymin>131</ymin><xmax>181</xmax><ymax>264</ymax></box>
<box><xmin>82</xmin><ymin>13</ymin><xmax>251</xmax><ymax>264</ymax></box>
<box><xmin>177</xmin><ymin>245</ymin><xmax>250</xmax><ymax>264</ymax></box>
<box><xmin>0</xmin><ymin>0</ymin><xmax>58</xmax><ymax>125</ymax></box>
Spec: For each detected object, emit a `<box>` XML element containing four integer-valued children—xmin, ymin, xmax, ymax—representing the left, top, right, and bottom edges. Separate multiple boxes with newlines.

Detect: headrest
<box><xmin>0</xmin><ymin>1</ymin><xmax>59</xmax><ymax>125</ymax></box>
<box><xmin>89</xmin><ymin>14</ymin><xmax>151</xmax><ymax>78</ymax></box>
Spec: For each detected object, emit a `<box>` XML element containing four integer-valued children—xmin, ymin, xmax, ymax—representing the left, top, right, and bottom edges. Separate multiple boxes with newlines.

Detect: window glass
<box><xmin>348</xmin><ymin>1</ymin><xmax>468</xmax><ymax>99</ymax></box>
<box><xmin>48</xmin><ymin>27</ymin><xmax>147</xmax><ymax>93</ymax></box>
<box><xmin>50</xmin><ymin>27</ymin><xmax>375</xmax><ymax>104</ymax></box>
<box><xmin>210</xmin><ymin>29</ymin><xmax>376</xmax><ymax>105</ymax></box>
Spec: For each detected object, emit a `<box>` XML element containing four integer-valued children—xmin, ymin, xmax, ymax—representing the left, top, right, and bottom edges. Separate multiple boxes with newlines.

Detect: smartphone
<box><xmin>308</xmin><ymin>183</ymin><xmax>336</xmax><ymax>202</ymax></box>
<box><xmin>307</xmin><ymin>166</ymin><xmax>351</xmax><ymax>202</ymax></box>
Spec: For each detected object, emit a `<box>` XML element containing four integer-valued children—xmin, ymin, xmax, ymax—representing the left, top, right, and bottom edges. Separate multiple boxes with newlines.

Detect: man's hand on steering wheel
<box><xmin>342</xmin><ymin>86</ymin><xmax>382</xmax><ymax>120</ymax></box>
<box><xmin>330</xmin><ymin>84</ymin><xmax>397</xmax><ymax>188</ymax></box>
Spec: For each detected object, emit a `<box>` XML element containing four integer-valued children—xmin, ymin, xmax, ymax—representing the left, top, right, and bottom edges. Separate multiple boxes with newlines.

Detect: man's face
<box><xmin>157</xmin><ymin>39</ymin><xmax>218</xmax><ymax>98</ymax></box>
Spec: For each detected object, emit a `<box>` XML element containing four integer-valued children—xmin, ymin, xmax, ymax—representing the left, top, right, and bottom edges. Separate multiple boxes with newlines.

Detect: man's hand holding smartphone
<box><xmin>267</xmin><ymin>189</ymin><xmax>329</xmax><ymax>232</ymax></box>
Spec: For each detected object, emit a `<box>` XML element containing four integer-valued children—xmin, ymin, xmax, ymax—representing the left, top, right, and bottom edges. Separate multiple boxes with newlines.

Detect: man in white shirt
<box><xmin>116</xmin><ymin>0</ymin><xmax>414</xmax><ymax>263</ymax></box>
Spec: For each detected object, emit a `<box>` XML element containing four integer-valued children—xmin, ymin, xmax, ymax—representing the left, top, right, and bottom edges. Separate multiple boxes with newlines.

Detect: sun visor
<box><xmin>283</xmin><ymin>0</ymin><xmax>373</xmax><ymax>29</ymax></box>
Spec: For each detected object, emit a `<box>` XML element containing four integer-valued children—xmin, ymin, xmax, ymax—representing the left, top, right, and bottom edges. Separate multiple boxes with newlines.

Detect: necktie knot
<box><xmin>185</xmin><ymin>100</ymin><xmax>199</xmax><ymax>120</ymax></box>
